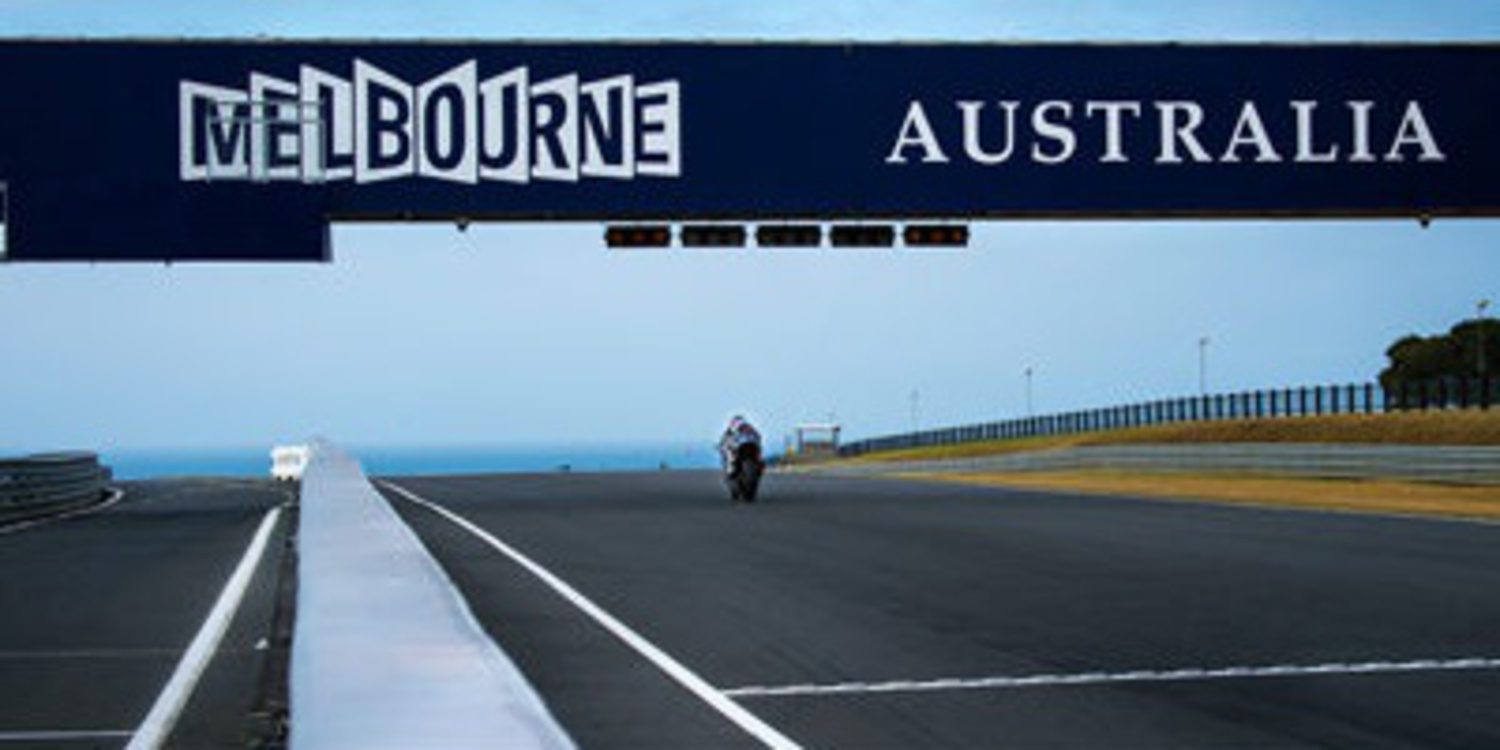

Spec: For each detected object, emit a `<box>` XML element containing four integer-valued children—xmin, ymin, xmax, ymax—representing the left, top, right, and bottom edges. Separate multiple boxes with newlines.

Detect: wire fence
<box><xmin>839</xmin><ymin>378</ymin><xmax>1500</xmax><ymax>458</ymax></box>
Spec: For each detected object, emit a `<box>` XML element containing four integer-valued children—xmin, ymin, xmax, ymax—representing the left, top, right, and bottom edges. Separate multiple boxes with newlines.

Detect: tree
<box><xmin>1379</xmin><ymin>318</ymin><xmax>1500</xmax><ymax>391</ymax></box>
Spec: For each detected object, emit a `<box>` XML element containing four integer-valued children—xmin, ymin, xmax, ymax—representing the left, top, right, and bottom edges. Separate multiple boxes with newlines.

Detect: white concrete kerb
<box><xmin>289</xmin><ymin>440</ymin><xmax>574</xmax><ymax>750</ymax></box>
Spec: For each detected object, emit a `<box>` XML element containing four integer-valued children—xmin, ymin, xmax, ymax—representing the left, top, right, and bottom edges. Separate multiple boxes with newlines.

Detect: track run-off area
<box><xmin>2</xmin><ymin>462</ymin><xmax>1499</xmax><ymax>748</ymax></box>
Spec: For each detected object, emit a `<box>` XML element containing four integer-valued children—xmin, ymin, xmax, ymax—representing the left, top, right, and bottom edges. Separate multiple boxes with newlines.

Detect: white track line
<box><xmin>0</xmin><ymin>487</ymin><xmax>126</xmax><ymax>536</ymax></box>
<box><xmin>723</xmin><ymin>657</ymin><xmax>1500</xmax><ymax>698</ymax></box>
<box><xmin>0</xmin><ymin>730</ymin><xmax>133</xmax><ymax>741</ymax></box>
<box><xmin>125</xmin><ymin>505</ymin><xmax>283</xmax><ymax>750</ymax></box>
<box><xmin>381</xmin><ymin>481</ymin><xmax>804</xmax><ymax>750</ymax></box>
<box><xmin>0</xmin><ymin>730</ymin><xmax>133</xmax><ymax>742</ymax></box>
<box><xmin>0</xmin><ymin>648</ymin><xmax>178</xmax><ymax>661</ymax></box>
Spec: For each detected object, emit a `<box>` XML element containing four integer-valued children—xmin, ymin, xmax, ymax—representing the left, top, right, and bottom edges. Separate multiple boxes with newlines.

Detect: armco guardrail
<box><xmin>830</xmin><ymin>443</ymin><xmax>1500</xmax><ymax>485</ymax></box>
<box><xmin>840</xmin><ymin>378</ymin><xmax>1500</xmax><ymax>458</ymax></box>
<box><xmin>0</xmin><ymin>451</ymin><xmax>109</xmax><ymax>523</ymax></box>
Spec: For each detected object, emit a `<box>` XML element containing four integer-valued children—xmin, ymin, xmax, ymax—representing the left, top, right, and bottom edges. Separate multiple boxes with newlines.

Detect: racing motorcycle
<box><xmin>725</xmin><ymin>437</ymin><xmax>764</xmax><ymax>503</ymax></box>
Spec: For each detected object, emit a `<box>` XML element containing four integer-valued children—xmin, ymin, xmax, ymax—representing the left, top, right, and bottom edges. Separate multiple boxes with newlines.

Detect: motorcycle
<box><xmin>725</xmin><ymin>438</ymin><xmax>764</xmax><ymax>503</ymax></box>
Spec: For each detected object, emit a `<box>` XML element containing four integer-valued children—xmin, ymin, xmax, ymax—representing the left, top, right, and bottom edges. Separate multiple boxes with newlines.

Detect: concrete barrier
<box><xmin>290</xmin><ymin>441</ymin><xmax>574</xmax><ymax>750</ymax></box>
<box><xmin>829</xmin><ymin>443</ymin><xmax>1500</xmax><ymax>485</ymax></box>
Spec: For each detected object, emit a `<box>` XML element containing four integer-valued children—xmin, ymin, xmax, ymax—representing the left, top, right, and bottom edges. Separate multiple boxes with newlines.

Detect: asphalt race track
<box><xmin>0</xmin><ymin>479</ymin><xmax>292</xmax><ymax>749</ymax></box>
<box><xmin>382</xmin><ymin>470</ymin><xmax>1500</xmax><ymax>749</ymax></box>
<box><xmin>3</xmin><ymin>469</ymin><xmax>1499</xmax><ymax>748</ymax></box>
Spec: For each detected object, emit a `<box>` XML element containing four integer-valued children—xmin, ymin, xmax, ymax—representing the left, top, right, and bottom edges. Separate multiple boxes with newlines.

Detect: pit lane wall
<box><xmin>291</xmin><ymin>440</ymin><xmax>574</xmax><ymax>750</ymax></box>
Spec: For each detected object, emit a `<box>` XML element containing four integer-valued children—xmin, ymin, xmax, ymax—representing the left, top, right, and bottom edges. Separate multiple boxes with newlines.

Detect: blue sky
<box><xmin>2</xmin><ymin>2</ymin><xmax>1499</xmax><ymax>454</ymax></box>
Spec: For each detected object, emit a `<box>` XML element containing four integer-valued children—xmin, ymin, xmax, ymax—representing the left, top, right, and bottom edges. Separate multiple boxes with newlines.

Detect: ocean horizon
<box><xmin>96</xmin><ymin>443</ymin><xmax>721</xmax><ymax>481</ymax></box>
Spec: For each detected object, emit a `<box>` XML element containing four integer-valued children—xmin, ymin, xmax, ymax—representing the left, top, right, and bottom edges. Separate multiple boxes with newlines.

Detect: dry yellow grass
<box><xmin>908</xmin><ymin>470</ymin><xmax>1500</xmax><ymax>522</ymax></box>
<box><xmin>849</xmin><ymin>410</ymin><xmax>1500</xmax><ymax>464</ymax></box>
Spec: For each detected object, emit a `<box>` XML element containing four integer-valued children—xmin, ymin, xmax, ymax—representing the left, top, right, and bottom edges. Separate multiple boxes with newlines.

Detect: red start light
<box><xmin>756</xmin><ymin>225</ymin><xmax>823</xmax><ymax>247</ymax></box>
<box><xmin>605</xmin><ymin>225</ymin><xmax>672</xmax><ymax>248</ymax></box>
<box><xmin>681</xmin><ymin>224</ymin><xmax>748</xmax><ymax>247</ymax></box>
<box><xmin>903</xmin><ymin>224</ymin><xmax>969</xmax><ymax>247</ymax></box>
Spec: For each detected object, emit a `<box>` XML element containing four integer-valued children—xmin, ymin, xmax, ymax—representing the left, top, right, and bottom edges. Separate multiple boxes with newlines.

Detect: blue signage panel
<box><xmin>1</xmin><ymin>41</ymin><xmax>1498</xmax><ymax>261</ymax></box>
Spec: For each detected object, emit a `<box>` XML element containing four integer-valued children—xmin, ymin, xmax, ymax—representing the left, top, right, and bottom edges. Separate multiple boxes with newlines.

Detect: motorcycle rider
<box><xmin>719</xmin><ymin>414</ymin><xmax>762</xmax><ymax>476</ymax></box>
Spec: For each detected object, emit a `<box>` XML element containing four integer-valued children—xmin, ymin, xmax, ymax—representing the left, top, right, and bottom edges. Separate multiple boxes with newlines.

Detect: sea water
<box><xmin>101</xmin><ymin>443</ymin><xmax>719</xmax><ymax>480</ymax></box>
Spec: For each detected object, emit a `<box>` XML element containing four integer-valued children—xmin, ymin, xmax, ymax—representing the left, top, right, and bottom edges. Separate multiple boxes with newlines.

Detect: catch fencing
<box><xmin>0</xmin><ymin>452</ymin><xmax>109</xmax><ymax>524</ymax></box>
<box><xmin>840</xmin><ymin>379</ymin><xmax>1500</xmax><ymax>458</ymax></box>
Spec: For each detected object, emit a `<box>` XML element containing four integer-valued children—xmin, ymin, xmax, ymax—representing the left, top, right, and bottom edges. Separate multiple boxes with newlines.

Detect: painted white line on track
<box><xmin>723</xmin><ymin>657</ymin><xmax>1500</xmax><ymax>698</ymax></box>
<box><xmin>0</xmin><ymin>487</ymin><xmax>127</xmax><ymax>536</ymax></box>
<box><xmin>381</xmin><ymin>481</ymin><xmax>804</xmax><ymax>750</ymax></box>
<box><xmin>0</xmin><ymin>730</ymin><xmax>133</xmax><ymax>742</ymax></box>
<box><xmin>0</xmin><ymin>648</ymin><xmax>178</xmax><ymax>661</ymax></box>
<box><xmin>125</xmin><ymin>505</ymin><xmax>283</xmax><ymax>750</ymax></box>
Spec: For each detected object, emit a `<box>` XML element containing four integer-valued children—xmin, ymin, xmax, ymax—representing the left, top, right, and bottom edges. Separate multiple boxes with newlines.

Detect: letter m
<box><xmin>180</xmin><ymin>81</ymin><xmax>251</xmax><ymax>180</ymax></box>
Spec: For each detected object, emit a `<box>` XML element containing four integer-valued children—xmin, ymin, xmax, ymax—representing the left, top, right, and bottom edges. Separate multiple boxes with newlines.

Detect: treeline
<box><xmin>1381</xmin><ymin>317</ymin><xmax>1500</xmax><ymax>390</ymax></box>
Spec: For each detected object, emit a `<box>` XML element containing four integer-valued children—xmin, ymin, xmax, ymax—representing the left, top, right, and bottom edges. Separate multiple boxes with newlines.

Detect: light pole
<box><xmin>1024</xmin><ymin>366</ymin><xmax>1034</xmax><ymax>417</ymax></box>
<box><xmin>1479</xmin><ymin>299</ymin><xmax>1492</xmax><ymax>379</ymax></box>
<box><xmin>1198</xmin><ymin>336</ymin><xmax>1210</xmax><ymax>397</ymax></box>
<box><xmin>909</xmin><ymin>388</ymin><xmax>920</xmax><ymax>433</ymax></box>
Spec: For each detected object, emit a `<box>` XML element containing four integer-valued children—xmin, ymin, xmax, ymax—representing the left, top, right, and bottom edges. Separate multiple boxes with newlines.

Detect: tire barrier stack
<box><xmin>0</xmin><ymin>451</ymin><xmax>110</xmax><ymax>525</ymax></box>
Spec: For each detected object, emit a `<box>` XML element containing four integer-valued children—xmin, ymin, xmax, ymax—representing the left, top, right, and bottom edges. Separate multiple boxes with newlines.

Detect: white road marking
<box><xmin>0</xmin><ymin>648</ymin><xmax>178</xmax><ymax>661</ymax></box>
<box><xmin>723</xmin><ymin>657</ymin><xmax>1500</xmax><ymax>698</ymax></box>
<box><xmin>0</xmin><ymin>730</ymin><xmax>133</xmax><ymax>742</ymax></box>
<box><xmin>0</xmin><ymin>487</ymin><xmax>127</xmax><ymax>536</ymax></box>
<box><xmin>125</xmin><ymin>505</ymin><xmax>283</xmax><ymax>750</ymax></box>
<box><xmin>382</xmin><ymin>481</ymin><xmax>804</xmax><ymax>750</ymax></box>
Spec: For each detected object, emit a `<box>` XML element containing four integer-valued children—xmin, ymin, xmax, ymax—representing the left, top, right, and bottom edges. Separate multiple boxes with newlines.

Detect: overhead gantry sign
<box><xmin>1</xmin><ymin>41</ymin><xmax>1497</xmax><ymax>261</ymax></box>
